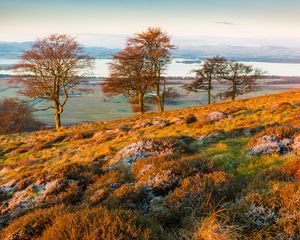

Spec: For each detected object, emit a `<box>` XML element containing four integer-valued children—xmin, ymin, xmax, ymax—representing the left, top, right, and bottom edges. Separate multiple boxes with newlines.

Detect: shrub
<box><xmin>193</xmin><ymin>212</ymin><xmax>242</xmax><ymax>240</ymax></box>
<box><xmin>0</xmin><ymin>98</ymin><xmax>42</xmax><ymax>134</ymax></box>
<box><xmin>39</xmin><ymin>206</ymin><xmax>161</xmax><ymax>240</ymax></box>
<box><xmin>0</xmin><ymin>206</ymin><xmax>64</xmax><ymax>240</ymax></box>
<box><xmin>149</xmin><ymin>171</ymin><xmax>231</xmax><ymax>227</ymax></box>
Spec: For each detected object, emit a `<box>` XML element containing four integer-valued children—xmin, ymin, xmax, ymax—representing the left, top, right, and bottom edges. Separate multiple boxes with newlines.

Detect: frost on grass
<box><xmin>113</xmin><ymin>138</ymin><xmax>189</xmax><ymax>166</ymax></box>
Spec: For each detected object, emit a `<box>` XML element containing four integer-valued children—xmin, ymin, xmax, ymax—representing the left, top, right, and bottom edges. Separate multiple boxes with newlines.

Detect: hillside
<box><xmin>0</xmin><ymin>90</ymin><xmax>300</xmax><ymax>239</ymax></box>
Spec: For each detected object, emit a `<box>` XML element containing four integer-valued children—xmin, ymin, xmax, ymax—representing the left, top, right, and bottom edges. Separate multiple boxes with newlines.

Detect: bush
<box><xmin>0</xmin><ymin>98</ymin><xmax>42</xmax><ymax>134</ymax></box>
<box><xmin>1</xmin><ymin>206</ymin><xmax>64</xmax><ymax>240</ymax></box>
<box><xmin>40</xmin><ymin>206</ymin><xmax>161</xmax><ymax>240</ymax></box>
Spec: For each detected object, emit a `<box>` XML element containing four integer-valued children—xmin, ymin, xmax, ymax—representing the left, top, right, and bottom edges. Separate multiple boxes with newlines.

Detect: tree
<box><xmin>102</xmin><ymin>45</ymin><xmax>151</xmax><ymax>113</ymax></box>
<box><xmin>183</xmin><ymin>56</ymin><xmax>226</xmax><ymax>104</ymax></box>
<box><xmin>0</xmin><ymin>98</ymin><xmax>42</xmax><ymax>134</ymax></box>
<box><xmin>13</xmin><ymin>34</ymin><xmax>93</xmax><ymax>129</ymax></box>
<box><xmin>128</xmin><ymin>27</ymin><xmax>175</xmax><ymax>112</ymax></box>
<box><xmin>218</xmin><ymin>61</ymin><xmax>262</xmax><ymax>100</ymax></box>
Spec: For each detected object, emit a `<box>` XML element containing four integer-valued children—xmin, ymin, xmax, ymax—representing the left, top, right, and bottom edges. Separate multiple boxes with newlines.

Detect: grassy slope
<box><xmin>0</xmin><ymin>90</ymin><xmax>300</xmax><ymax>239</ymax></box>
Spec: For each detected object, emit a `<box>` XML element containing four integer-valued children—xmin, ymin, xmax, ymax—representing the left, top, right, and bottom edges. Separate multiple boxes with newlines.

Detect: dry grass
<box><xmin>1</xmin><ymin>90</ymin><xmax>300</xmax><ymax>239</ymax></box>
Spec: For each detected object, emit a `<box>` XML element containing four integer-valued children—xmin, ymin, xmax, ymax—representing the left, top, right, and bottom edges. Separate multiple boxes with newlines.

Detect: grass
<box><xmin>1</xmin><ymin>90</ymin><xmax>300</xmax><ymax>239</ymax></box>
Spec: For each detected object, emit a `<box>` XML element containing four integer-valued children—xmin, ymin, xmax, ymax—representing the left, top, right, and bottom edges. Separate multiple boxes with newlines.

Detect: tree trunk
<box><xmin>155</xmin><ymin>84</ymin><xmax>164</xmax><ymax>113</ymax></box>
<box><xmin>138</xmin><ymin>93</ymin><xmax>145</xmax><ymax>114</ymax></box>
<box><xmin>232</xmin><ymin>82</ymin><xmax>236</xmax><ymax>100</ymax></box>
<box><xmin>157</xmin><ymin>94</ymin><xmax>164</xmax><ymax>112</ymax></box>
<box><xmin>53</xmin><ymin>101</ymin><xmax>61</xmax><ymax>129</ymax></box>
<box><xmin>208</xmin><ymin>80</ymin><xmax>212</xmax><ymax>105</ymax></box>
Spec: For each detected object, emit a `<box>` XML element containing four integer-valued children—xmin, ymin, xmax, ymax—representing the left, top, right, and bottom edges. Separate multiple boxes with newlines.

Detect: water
<box><xmin>1</xmin><ymin>58</ymin><xmax>300</xmax><ymax>125</ymax></box>
<box><xmin>2</xmin><ymin>58</ymin><xmax>300</xmax><ymax>77</ymax></box>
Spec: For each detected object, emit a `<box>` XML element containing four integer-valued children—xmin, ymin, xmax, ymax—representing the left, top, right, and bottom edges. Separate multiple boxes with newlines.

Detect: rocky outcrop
<box><xmin>0</xmin><ymin>178</ymin><xmax>81</xmax><ymax>226</ymax></box>
<box><xmin>206</xmin><ymin>111</ymin><xmax>232</xmax><ymax>122</ymax></box>
<box><xmin>146</xmin><ymin>170</ymin><xmax>180</xmax><ymax>193</ymax></box>
<box><xmin>112</xmin><ymin>138</ymin><xmax>189</xmax><ymax>167</ymax></box>
<box><xmin>248</xmin><ymin>135</ymin><xmax>293</xmax><ymax>155</ymax></box>
<box><xmin>292</xmin><ymin>134</ymin><xmax>300</xmax><ymax>152</ymax></box>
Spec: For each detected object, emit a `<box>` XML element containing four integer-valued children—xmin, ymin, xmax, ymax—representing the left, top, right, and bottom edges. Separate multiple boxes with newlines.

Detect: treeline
<box><xmin>3</xmin><ymin>28</ymin><xmax>262</xmax><ymax>131</ymax></box>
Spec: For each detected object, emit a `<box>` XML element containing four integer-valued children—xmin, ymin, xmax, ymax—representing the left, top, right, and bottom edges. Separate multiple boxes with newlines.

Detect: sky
<box><xmin>1</xmin><ymin>0</ymin><xmax>300</xmax><ymax>48</ymax></box>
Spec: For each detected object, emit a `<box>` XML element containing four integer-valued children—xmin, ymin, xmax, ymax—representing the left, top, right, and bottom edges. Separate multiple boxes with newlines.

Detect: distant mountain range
<box><xmin>1</xmin><ymin>41</ymin><xmax>300</xmax><ymax>63</ymax></box>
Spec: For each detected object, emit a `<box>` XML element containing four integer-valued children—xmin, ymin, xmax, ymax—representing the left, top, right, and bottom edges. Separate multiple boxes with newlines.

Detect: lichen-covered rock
<box><xmin>113</xmin><ymin>138</ymin><xmax>188</xmax><ymax>166</ymax></box>
<box><xmin>245</xmin><ymin>204</ymin><xmax>279</xmax><ymax>227</ymax></box>
<box><xmin>248</xmin><ymin>135</ymin><xmax>293</xmax><ymax>155</ymax></box>
<box><xmin>146</xmin><ymin>170</ymin><xmax>180</xmax><ymax>192</ymax></box>
<box><xmin>206</xmin><ymin>111</ymin><xmax>232</xmax><ymax>122</ymax></box>
<box><xmin>132</xmin><ymin>121</ymin><xmax>153</xmax><ymax>130</ymax></box>
<box><xmin>170</xmin><ymin>117</ymin><xmax>185</xmax><ymax>125</ymax></box>
<box><xmin>292</xmin><ymin>134</ymin><xmax>300</xmax><ymax>152</ymax></box>
<box><xmin>151</xmin><ymin>120</ymin><xmax>169</xmax><ymax>128</ymax></box>
<box><xmin>0</xmin><ymin>179</ymin><xmax>79</xmax><ymax>224</ymax></box>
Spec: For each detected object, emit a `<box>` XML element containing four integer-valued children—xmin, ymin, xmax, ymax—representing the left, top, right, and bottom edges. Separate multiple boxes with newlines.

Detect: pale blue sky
<box><xmin>1</xmin><ymin>0</ymin><xmax>300</xmax><ymax>47</ymax></box>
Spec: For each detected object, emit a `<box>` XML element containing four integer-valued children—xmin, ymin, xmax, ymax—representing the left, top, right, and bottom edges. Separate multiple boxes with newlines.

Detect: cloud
<box><xmin>215</xmin><ymin>21</ymin><xmax>239</xmax><ymax>26</ymax></box>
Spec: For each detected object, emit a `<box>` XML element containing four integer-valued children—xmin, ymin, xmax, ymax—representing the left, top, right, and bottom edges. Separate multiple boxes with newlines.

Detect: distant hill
<box><xmin>1</xmin><ymin>41</ymin><xmax>300</xmax><ymax>63</ymax></box>
<box><xmin>174</xmin><ymin>44</ymin><xmax>300</xmax><ymax>63</ymax></box>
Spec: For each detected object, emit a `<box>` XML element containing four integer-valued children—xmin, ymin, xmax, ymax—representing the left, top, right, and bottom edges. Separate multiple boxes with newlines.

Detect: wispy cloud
<box><xmin>215</xmin><ymin>21</ymin><xmax>239</xmax><ymax>26</ymax></box>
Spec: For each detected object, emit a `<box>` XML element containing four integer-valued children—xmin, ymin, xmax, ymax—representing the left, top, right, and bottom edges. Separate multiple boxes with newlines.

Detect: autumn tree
<box><xmin>102</xmin><ymin>45</ymin><xmax>151</xmax><ymax>113</ymax></box>
<box><xmin>128</xmin><ymin>27</ymin><xmax>175</xmax><ymax>112</ymax></box>
<box><xmin>13</xmin><ymin>34</ymin><xmax>93</xmax><ymax>129</ymax></box>
<box><xmin>183</xmin><ymin>56</ymin><xmax>226</xmax><ymax>104</ymax></box>
<box><xmin>218</xmin><ymin>61</ymin><xmax>262</xmax><ymax>100</ymax></box>
<box><xmin>0</xmin><ymin>98</ymin><xmax>42</xmax><ymax>134</ymax></box>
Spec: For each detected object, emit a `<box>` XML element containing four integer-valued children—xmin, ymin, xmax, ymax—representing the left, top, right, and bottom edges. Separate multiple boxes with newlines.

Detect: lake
<box><xmin>1</xmin><ymin>58</ymin><xmax>300</xmax><ymax>126</ymax></box>
<box><xmin>2</xmin><ymin>58</ymin><xmax>300</xmax><ymax>77</ymax></box>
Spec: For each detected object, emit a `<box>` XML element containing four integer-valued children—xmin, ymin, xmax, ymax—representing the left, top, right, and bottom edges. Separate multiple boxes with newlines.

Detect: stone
<box><xmin>146</xmin><ymin>170</ymin><xmax>180</xmax><ymax>192</ymax></box>
<box><xmin>206</xmin><ymin>111</ymin><xmax>232</xmax><ymax>122</ymax></box>
<box><xmin>248</xmin><ymin>135</ymin><xmax>293</xmax><ymax>155</ymax></box>
<box><xmin>170</xmin><ymin>117</ymin><xmax>185</xmax><ymax>125</ymax></box>
<box><xmin>113</xmin><ymin>138</ymin><xmax>187</xmax><ymax>167</ymax></box>
<box><xmin>185</xmin><ymin>114</ymin><xmax>197</xmax><ymax>124</ymax></box>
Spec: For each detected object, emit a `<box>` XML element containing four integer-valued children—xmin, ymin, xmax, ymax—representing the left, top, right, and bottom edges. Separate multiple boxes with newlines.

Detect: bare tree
<box><xmin>184</xmin><ymin>56</ymin><xmax>226</xmax><ymax>104</ymax></box>
<box><xmin>218</xmin><ymin>61</ymin><xmax>262</xmax><ymax>100</ymax></box>
<box><xmin>13</xmin><ymin>34</ymin><xmax>93</xmax><ymax>129</ymax></box>
<box><xmin>128</xmin><ymin>27</ymin><xmax>175</xmax><ymax>112</ymax></box>
<box><xmin>102</xmin><ymin>45</ymin><xmax>151</xmax><ymax>113</ymax></box>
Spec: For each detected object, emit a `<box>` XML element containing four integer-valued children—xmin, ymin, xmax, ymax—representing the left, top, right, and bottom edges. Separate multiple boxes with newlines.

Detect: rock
<box><xmin>245</xmin><ymin>204</ymin><xmax>279</xmax><ymax>227</ymax></box>
<box><xmin>146</xmin><ymin>170</ymin><xmax>180</xmax><ymax>192</ymax></box>
<box><xmin>206</xmin><ymin>111</ymin><xmax>232</xmax><ymax>122</ymax></box>
<box><xmin>151</xmin><ymin>120</ymin><xmax>169</xmax><ymax>128</ymax></box>
<box><xmin>170</xmin><ymin>117</ymin><xmax>185</xmax><ymax>125</ymax></box>
<box><xmin>248</xmin><ymin>135</ymin><xmax>293</xmax><ymax>155</ymax></box>
<box><xmin>292</xmin><ymin>134</ymin><xmax>300</xmax><ymax>152</ymax></box>
<box><xmin>115</xmin><ymin>124</ymin><xmax>130</xmax><ymax>132</ymax></box>
<box><xmin>132</xmin><ymin>122</ymin><xmax>153</xmax><ymax>130</ymax></box>
<box><xmin>113</xmin><ymin>138</ymin><xmax>188</xmax><ymax>167</ymax></box>
<box><xmin>185</xmin><ymin>114</ymin><xmax>197</xmax><ymax>124</ymax></box>
<box><xmin>0</xmin><ymin>179</ymin><xmax>77</xmax><ymax>223</ymax></box>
